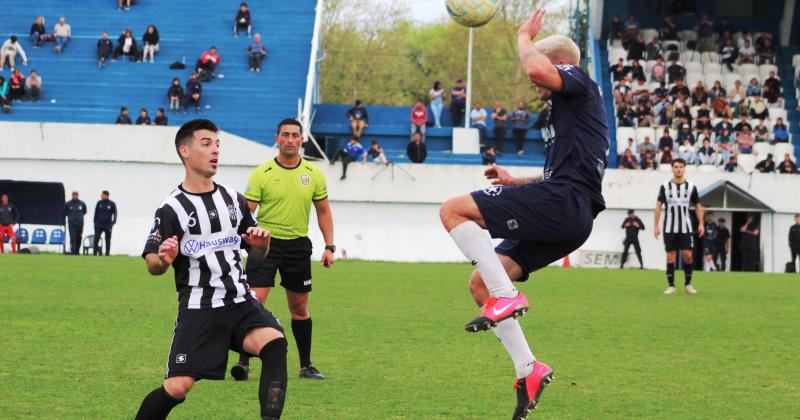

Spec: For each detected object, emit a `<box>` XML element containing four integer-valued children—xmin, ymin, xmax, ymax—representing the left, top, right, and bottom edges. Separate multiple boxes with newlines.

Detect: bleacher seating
<box><xmin>30</xmin><ymin>228</ymin><xmax>46</xmax><ymax>245</ymax></box>
<box><xmin>49</xmin><ymin>228</ymin><xmax>65</xmax><ymax>245</ymax></box>
<box><xmin>16</xmin><ymin>228</ymin><xmax>29</xmax><ymax>244</ymax></box>
<box><xmin>0</xmin><ymin>0</ymin><xmax>317</xmax><ymax>146</ymax></box>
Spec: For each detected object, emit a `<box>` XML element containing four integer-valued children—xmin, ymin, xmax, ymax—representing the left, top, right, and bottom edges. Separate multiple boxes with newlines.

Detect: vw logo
<box><xmin>183</xmin><ymin>240</ymin><xmax>201</xmax><ymax>256</ymax></box>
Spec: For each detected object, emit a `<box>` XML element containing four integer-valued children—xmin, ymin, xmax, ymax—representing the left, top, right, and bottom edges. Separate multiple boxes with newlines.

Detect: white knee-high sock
<box><xmin>494</xmin><ymin>318</ymin><xmax>535</xmax><ymax>379</ymax></box>
<box><xmin>450</xmin><ymin>221</ymin><xmax>517</xmax><ymax>298</ymax></box>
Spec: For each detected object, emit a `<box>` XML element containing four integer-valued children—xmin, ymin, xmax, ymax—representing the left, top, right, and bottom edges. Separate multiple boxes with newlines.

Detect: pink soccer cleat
<box><xmin>513</xmin><ymin>361</ymin><xmax>554</xmax><ymax>419</ymax></box>
<box><xmin>464</xmin><ymin>292</ymin><xmax>529</xmax><ymax>332</ymax></box>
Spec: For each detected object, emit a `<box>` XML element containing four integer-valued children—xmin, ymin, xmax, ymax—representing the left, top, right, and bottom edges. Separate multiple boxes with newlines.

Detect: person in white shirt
<box><xmin>677</xmin><ymin>138</ymin><xmax>697</xmax><ymax>164</ymax></box>
<box><xmin>53</xmin><ymin>17</ymin><xmax>72</xmax><ymax>54</ymax></box>
<box><xmin>738</xmin><ymin>39</ymin><xmax>755</xmax><ymax>64</ymax></box>
<box><xmin>25</xmin><ymin>70</ymin><xmax>42</xmax><ymax>101</ymax></box>
<box><xmin>1</xmin><ymin>36</ymin><xmax>27</xmax><ymax>71</ymax></box>
<box><xmin>428</xmin><ymin>81</ymin><xmax>445</xmax><ymax>128</ymax></box>
<box><xmin>470</xmin><ymin>101</ymin><xmax>488</xmax><ymax>150</ymax></box>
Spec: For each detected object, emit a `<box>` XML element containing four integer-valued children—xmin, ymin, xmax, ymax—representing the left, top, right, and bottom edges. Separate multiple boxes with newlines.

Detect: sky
<box><xmin>373</xmin><ymin>0</ymin><xmax>452</xmax><ymax>23</ymax></box>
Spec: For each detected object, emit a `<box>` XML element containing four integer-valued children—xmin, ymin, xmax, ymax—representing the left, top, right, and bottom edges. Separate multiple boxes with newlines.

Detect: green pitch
<box><xmin>1</xmin><ymin>254</ymin><xmax>798</xmax><ymax>419</ymax></box>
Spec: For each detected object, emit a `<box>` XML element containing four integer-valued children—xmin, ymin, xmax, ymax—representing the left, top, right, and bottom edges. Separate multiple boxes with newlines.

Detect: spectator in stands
<box><xmin>64</xmin><ymin>191</ymin><xmax>87</xmax><ymax>255</ymax></box>
<box><xmin>666</xmin><ymin>58</ymin><xmax>685</xmax><ymax>84</ymax></box>
<box><xmin>629</xmin><ymin>60</ymin><xmax>645</xmax><ymax>82</ymax></box>
<box><xmin>635</xmin><ymin>100</ymin><xmax>653</xmax><ymax>127</ymax></box>
<box><xmin>450</xmin><ymin>79</ymin><xmax>467</xmax><ymax>126</ymax></box>
<box><xmin>30</xmin><ymin>16</ymin><xmax>47</xmax><ymax>48</ymax></box>
<box><xmin>715</xmin><ymin>117</ymin><xmax>733</xmax><ymax>135</ymax></box>
<box><xmin>694</xmin><ymin>14</ymin><xmax>715</xmax><ymax>52</ymax></box>
<box><xmin>196</xmin><ymin>47</ymin><xmax>221</xmax><ymax>79</ymax></box>
<box><xmin>746</xmin><ymin>78</ymin><xmax>761</xmax><ymax>97</ymax></box>
<box><xmin>717</xmin><ymin>20</ymin><xmax>734</xmax><ymax>37</ymax></box>
<box><xmin>8</xmin><ymin>69</ymin><xmax>25</xmax><ymax>102</ymax></box>
<box><xmin>25</xmin><ymin>70</ymin><xmax>41</xmax><ymax>101</ymax></box>
<box><xmin>727</xmin><ymin>81</ymin><xmax>745</xmax><ymax>107</ymax></box>
<box><xmin>407</xmin><ymin>132</ymin><xmax>427</xmax><ymax>164</ymax></box>
<box><xmin>720</xmin><ymin>39</ymin><xmax>736</xmax><ymax>71</ymax></box>
<box><xmin>624</xmin><ymin>15</ymin><xmax>639</xmax><ymax>44</ymax></box>
<box><xmin>738</xmin><ymin>39</ymin><xmax>755</xmax><ymax>64</ymax></box>
<box><xmin>113</xmin><ymin>29</ymin><xmax>139</xmax><ymax>61</ymax></box>
<box><xmin>755</xmin><ymin>153</ymin><xmax>775</xmax><ymax>173</ymax></box>
<box><xmin>167</xmin><ymin>77</ymin><xmax>183</xmax><ymax>112</ymax></box>
<box><xmin>709</xmin><ymin>81</ymin><xmax>726</xmax><ymax>101</ymax></box>
<box><xmin>0</xmin><ymin>77</ymin><xmax>9</xmax><ymax>113</ymax></box>
<box><xmin>115</xmin><ymin>106</ymin><xmax>132</xmax><ymax>124</ymax></box>
<box><xmin>711</xmin><ymin>95</ymin><xmax>733</xmax><ymax>120</ymax></box>
<box><xmin>669</xmin><ymin>78</ymin><xmax>689</xmax><ymax>98</ymax></box>
<box><xmin>640</xmin><ymin>151</ymin><xmax>657</xmax><ymax>170</ymax></box>
<box><xmin>368</xmin><ymin>140</ymin><xmax>388</xmax><ymax>165</ymax></box>
<box><xmin>749</xmin><ymin>97</ymin><xmax>769</xmax><ymax>121</ymax></box>
<box><xmin>638</xmin><ymin>136</ymin><xmax>656</xmax><ymax>159</ymax></box>
<box><xmin>677</xmin><ymin>124</ymin><xmax>695</xmax><ymax>145</ymax></box>
<box><xmin>764</xmin><ymin>71</ymin><xmax>780</xmax><ymax>93</ymax></box>
<box><xmin>481</xmin><ymin>146</ymin><xmax>496</xmax><ymax>165</ymax></box>
<box><xmin>695</xmin><ymin>102</ymin><xmax>712</xmax><ymax>131</ymax></box>
<box><xmin>737</xmin><ymin>31</ymin><xmax>753</xmax><ymax>49</ymax></box>
<box><xmin>717</xmin><ymin>128</ymin><xmax>735</xmax><ymax>162</ymax></box>
<box><xmin>734</xmin><ymin>115</ymin><xmax>752</xmax><ymax>133</ymax></box>
<box><xmin>491</xmin><ymin>101</ymin><xmax>508</xmax><ymax>155</ymax></box>
<box><xmin>737</xmin><ymin>125</ymin><xmax>754</xmax><ymax>153</ymax></box>
<box><xmin>619</xmin><ymin>149</ymin><xmax>639</xmax><ymax>169</ymax></box>
<box><xmin>753</xmin><ymin>119</ymin><xmax>770</xmax><ymax>143</ymax></box>
<box><xmin>510</xmin><ymin>101</ymin><xmax>529</xmax><ymax>157</ymax></box>
<box><xmin>247</xmin><ymin>34</ymin><xmax>267</xmax><ymax>72</ymax></box>
<box><xmin>1</xmin><ymin>36</ymin><xmax>28</xmax><ymax>71</ymax></box>
<box><xmin>234</xmin><ymin>2</ymin><xmax>252</xmax><ymax>36</ymax></box>
<box><xmin>650</xmin><ymin>57</ymin><xmax>666</xmax><ymax>83</ymax></box>
<box><xmin>653</xmin><ymin>80</ymin><xmax>668</xmax><ymax>99</ymax></box>
<box><xmin>610</xmin><ymin>15</ymin><xmax>624</xmax><ymax>41</ymax></box>
<box><xmin>773</xmin><ymin>118</ymin><xmax>789</xmax><ymax>143</ymax></box>
<box><xmin>616</xmin><ymin>102</ymin><xmax>634</xmax><ymax>127</ymax></box>
<box><xmin>347</xmin><ymin>99</ymin><xmax>369</xmax><ymax>138</ymax></box>
<box><xmin>697</xmin><ymin>128</ymin><xmax>713</xmax><ymax>144</ymax></box>
<box><xmin>608</xmin><ymin>58</ymin><xmax>629</xmax><ymax>82</ymax></box>
<box><xmin>645</xmin><ymin>37</ymin><xmax>662</xmax><ymax>61</ymax></box>
<box><xmin>654</xmin><ymin>96</ymin><xmax>673</xmax><ymax>126</ymax></box>
<box><xmin>659</xmin><ymin>146</ymin><xmax>673</xmax><ymax>164</ymax></box>
<box><xmin>762</xmin><ymin>83</ymin><xmax>782</xmax><ymax>108</ymax></box>
<box><xmin>627</xmin><ymin>33</ymin><xmax>645</xmax><ymax>61</ymax></box>
<box><xmin>154</xmin><ymin>108</ymin><xmax>168</xmax><ymax>126</ymax></box>
<box><xmin>136</xmin><ymin>108</ymin><xmax>151</xmax><ymax>125</ymax></box>
<box><xmin>659</xmin><ymin>15</ymin><xmax>677</xmax><ymax>40</ymax></box>
<box><xmin>184</xmin><ymin>72</ymin><xmax>203</xmax><ymax>113</ymax></box>
<box><xmin>623</xmin><ymin>137</ymin><xmax>636</xmax><ymax>156</ymax></box>
<box><xmin>757</xmin><ymin>37</ymin><xmax>775</xmax><ymax>64</ymax></box>
<box><xmin>428</xmin><ymin>81</ymin><xmax>445</xmax><ymax>128</ymax></box>
<box><xmin>679</xmin><ymin>138</ymin><xmax>698</xmax><ymax>164</ymax></box>
<box><xmin>614</xmin><ymin>77</ymin><xmax>633</xmax><ymax>104</ymax></box>
<box><xmin>657</xmin><ymin>130</ymin><xmax>673</xmax><ymax>152</ymax></box>
<box><xmin>118</xmin><ymin>0</ymin><xmax>131</xmax><ymax>11</ymax></box>
<box><xmin>724</xmin><ymin>155</ymin><xmax>738</xmax><ymax>172</ymax></box>
<box><xmin>691</xmin><ymin>82</ymin><xmax>709</xmax><ymax>105</ymax></box>
<box><xmin>142</xmin><ymin>25</ymin><xmax>160</xmax><ymax>63</ymax></box>
<box><xmin>410</xmin><ymin>99</ymin><xmax>428</xmax><ymax>142</ymax></box>
<box><xmin>333</xmin><ymin>136</ymin><xmax>367</xmax><ymax>179</ymax></box>
<box><xmin>53</xmin><ymin>17</ymin><xmax>71</xmax><ymax>54</ymax></box>
<box><xmin>97</xmin><ymin>32</ymin><xmax>113</xmax><ymax>67</ymax></box>
<box><xmin>470</xmin><ymin>101</ymin><xmax>488</xmax><ymax>150</ymax></box>
<box><xmin>697</xmin><ymin>138</ymin><xmax>716</xmax><ymax>165</ymax></box>
<box><xmin>777</xmin><ymin>154</ymin><xmax>798</xmax><ymax>174</ymax></box>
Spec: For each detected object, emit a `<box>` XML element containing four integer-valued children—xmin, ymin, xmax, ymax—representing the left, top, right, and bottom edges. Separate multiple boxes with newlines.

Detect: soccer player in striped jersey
<box><xmin>654</xmin><ymin>158</ymin><xmax>705</xmax><ymax>295</ymax></box>
<box><xmin>135</xmin><ymin>119</ymin><xmax>288</xmax><ymax>420</ymax></box>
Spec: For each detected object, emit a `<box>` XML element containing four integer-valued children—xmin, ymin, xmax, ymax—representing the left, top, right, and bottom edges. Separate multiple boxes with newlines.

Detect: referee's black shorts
<box><xmin>664</xmin><ymin>232</ymin><xmax>694</xmax><ymax>252</ymax></box>
<box><xmin>246</xmin><ymin>237</ymin><xmax>313</xmax><ymax>293</ymax></box>
<box><xmin>165</xmin><ymin>295</ymin><xmax>283</xmax><ymax>380</ymax></box>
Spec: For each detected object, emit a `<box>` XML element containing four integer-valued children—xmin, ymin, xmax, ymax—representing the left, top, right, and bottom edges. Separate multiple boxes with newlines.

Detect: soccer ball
<box><xmin>445</xmin><ymin>0</ymin><xmax>500</xmax><ymax>28</ymax></box>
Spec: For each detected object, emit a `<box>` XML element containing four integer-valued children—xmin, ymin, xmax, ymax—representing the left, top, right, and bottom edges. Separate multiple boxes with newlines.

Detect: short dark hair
<box><xmin>275</xmin><ymin>118</ymin><xmax>303</xmax><ymax>135</ymax></box>
<box><xmin>672</xmin><ymin>158</ymin><xmax>686</xmax><ymax>166</ymax></box>
<box><xmin>175</xmin><ymin>119</ymin><xmax>219</xmax><ymax>159</ymax></box>
<box><xmin>456</xmin><ymin>79</ymin><xmax>463</xmax><ymax>83</ymax></box>
<box><xmin>10</xmin><ymin>35</ymin><xmax>17</xmax><ymax>43</ymax></box>
<box><xmin>120</xmin><ymin>106</ymin><xmax>127</xmax><ymax>112</ymax></box>
<box><xmin>718</xmin><ymin>218</ymin><xmax>726</xmax><ymax>223</ymax></box>
<box><xmin>157</xmin><ymin>108</ymin><xmax>165</xmax><ymax>113</ymax></box>
<box><xmin>102</xmin><ymin>190</ymin><xmax>109</xmax><ymax>196</ymax></box>
<box><xmin>371</xmin><ymin>140</ymin><xmax>378</xmax><ymax>145</ymax></box>
<box><xmin>355</xmin><ymin>99</ymin><xmax>363</xmax><ymax>106</ymax></box>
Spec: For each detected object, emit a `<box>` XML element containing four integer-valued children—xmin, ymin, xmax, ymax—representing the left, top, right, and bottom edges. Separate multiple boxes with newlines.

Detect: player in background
<box><xmin>0</xmin><ymin>194</ymin><xmax>19</xmax><ymax>254</ymax></box>
<box><xmin>654</xmin><ymin>159</ymin><xmax>704</xmax><ymax>295</ymax></box>
<box><xmin>135</xmin><ymin>119</ymin><xmax>288</xmax><ymax>419</ymax></box>
<box><xmin>714</xmin><ymin>218</ymin><xmax>730</xmax><ymax>271</ymax></box>
<box><xmin>702</xmin><ymin>211</ymin><xmax>717</xmax><ymax>272</ymax></box>
<box><xmin>439</xmin><ymin>9</ymin><xmax>609</xmax><ymax>419</ymax></box>
<box><xmin>620</xmin><ymin>209</ymin><xmax>645</xmax><ymax>269</ymax></box>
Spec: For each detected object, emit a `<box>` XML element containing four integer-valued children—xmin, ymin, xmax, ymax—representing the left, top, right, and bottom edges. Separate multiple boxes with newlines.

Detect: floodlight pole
<box><xmin>465</xmin><ymin>27</ymin><xmax>473</xmax><ymax>129</ymax></box>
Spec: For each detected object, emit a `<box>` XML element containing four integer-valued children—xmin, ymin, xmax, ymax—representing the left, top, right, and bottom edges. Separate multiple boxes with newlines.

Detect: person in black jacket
<box><xmin>154</xmin><ymin>108</ymin><xmax>168</xmax><ymax>126</ymax></box>
<box><xmin>29</xmin><ymin>16</ymin><xmax>47</xmax><ymax>47</ymax></box>
<box><xmin>93</xmin><ymin>190</ymin><xmax>117</xmax><ymax>256</ymax></box>
<box><xmin>620</xmin><ymin>209</ymin><xmax>645</xmax><ymax>269</ymax></box>
<box><xmin>167</xmin><ymin>77</ymin><xmax>184</xmax><ymax>112</ymax></box>
<box><xmin>183</xmin><ymin>72</ymin><xmax>202</xmax><ymax>113</ymax></box>
<box><xmin>141</xmin><ymin>25</ymin><xmax>159</xmax><ymax>63</ymax></box>
<box><xmin>407</xmin><ymin>132</ymin><xmax>427</xmax><ymax>163</ymax></box>
<box><xmin>113</xmin><ymin>29</ymin><xmax>138</xmax><ymax>61</ymax></box>
<box><xmin>234</xmin><ymin>2</ymin><xmax>252</xmax><ymax>36</ymax></box>
<box><xmin>136</xmin><ymin>108</ymin><xmax>151</xmax><ymax>125</ymax></box>
<box><xmin>97</xmin><ymin>31</ymin><xmax>113</xmax><ymax>67</ymax></box>
<box><xmin>64</xmin><ymin>191</ymin><xmax>87</xmax><ymax>255</ymax></box>
<box><xmin>740</xmin><ymin>214</ymin><xmax>760</xmax><ymax>272</ymax></box>
<box><xmin>115</xmin><ymin>106</ymin><xmax>132</xmax><ymax>124</ymax></box>
<box><xmin>347</xmin><ymin>100</ymin><xmax>369</xmax><ymax>138</ymax></box>
<box><xmin>790</xmin><ymin>214</ymin><xmax>800</xmax><ymax>272</ymax></box>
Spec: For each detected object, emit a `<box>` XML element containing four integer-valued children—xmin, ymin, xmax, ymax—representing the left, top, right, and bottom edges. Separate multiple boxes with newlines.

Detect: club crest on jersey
<box><xmin>300</xmin><ymin>174</ymin><xmax>311</xmax><ymax>186</ymax></box>
<box><xmin>209</xmin><ymin>209</ymin><xmax>218</xmax><ymax>220</ymax></box>
<box><xmin>483</xmin><ymin>186</ymin><xmax>502</xmax><ymax>197</ymax></box>
<box><xmin>227</xmin><ymin>204</ymin><xmax>237</xmax><ymax>222</ymax></box>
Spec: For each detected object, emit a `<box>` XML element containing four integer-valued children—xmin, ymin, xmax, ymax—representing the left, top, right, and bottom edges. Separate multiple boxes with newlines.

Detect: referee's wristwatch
<box><xmin>324</xmin><ymin>245</ymin><xmax>336</xmax><ymax>253</ymax></box>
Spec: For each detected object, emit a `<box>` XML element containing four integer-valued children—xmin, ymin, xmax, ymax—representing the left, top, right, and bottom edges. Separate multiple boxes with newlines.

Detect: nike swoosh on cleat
<box><xmin>493</xmin><ymin>301</ymin><xmax>517</xmax><ymax>316</ymax></box>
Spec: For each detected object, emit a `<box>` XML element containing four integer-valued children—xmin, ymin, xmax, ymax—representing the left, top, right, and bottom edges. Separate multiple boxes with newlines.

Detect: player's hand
<box><xmin>697</xmin><ymin>224</ymin><xmax>705</xmax><ymax>238</ymax></box>
<box><xmin>654</xmin><ymin>226</ymin><xmax>661</xmax><ymax>239</ymax></box>
<box><xmin>518</xmin><ymin>8</ymin><xmax>545</xmax><ymax>40</ymax></box>
<box><xmin>242</xmin><ymin>227</ymin><xmax>271</xmax><ymax>250</ymax></box>
<box><xmin>484</xmin><ymin>164</ymin><xmax>514</xmax><ymax>186</ymax></box>
<box><xmin>321</xmin><ymin>249</ymin><xmax>334</xmax><ymax>268</ymax></box>
<box><xmin>158</xmin><ymin>235</ymin><xmax>179</xmax><ymax>265</ymax></box>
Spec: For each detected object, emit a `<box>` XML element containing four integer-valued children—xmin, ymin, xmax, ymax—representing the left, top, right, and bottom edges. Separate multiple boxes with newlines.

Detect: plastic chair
<box><xmin>30</xmin><ymin>228</ymin><xmax>47</xmax><ymax>244</ymax></box>
<box><xmin>83</xmin><ymin>235</ymin><xmax>100</xmax><ymax>255</ymax></box>
<box><xmin>49</xmin><ymin>228</ymin><xmax>66</xmax><ymax>245</ymax></box>
<box><xmin>16</xmin><ymin>228</ymin><xmax>29</xmax><ymax>244</ymax></box>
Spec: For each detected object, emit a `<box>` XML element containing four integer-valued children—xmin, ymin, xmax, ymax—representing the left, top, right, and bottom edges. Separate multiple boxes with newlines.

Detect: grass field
<box><xmin>1</xmin><ymin>254</ymin><xmax>798</xmax><ymax>419</ymax></box>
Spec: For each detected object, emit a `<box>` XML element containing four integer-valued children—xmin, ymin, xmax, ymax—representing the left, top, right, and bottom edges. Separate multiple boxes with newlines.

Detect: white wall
<box><xmin>2</xmin><ymin>122</ymin><xmax>799</xmax><ymax>272</ymax></box>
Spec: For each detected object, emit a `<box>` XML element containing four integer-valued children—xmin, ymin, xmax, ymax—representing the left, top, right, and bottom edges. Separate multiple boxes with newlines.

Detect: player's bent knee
<box><xmin>243</xmin><ymin>327</ymin><xmax>284</xmax><ymax>356</ymax></box>
<box><xmin>163</xmin><ymin>376</ymin><xmax>195</xmax><ymax>399</ymax></box>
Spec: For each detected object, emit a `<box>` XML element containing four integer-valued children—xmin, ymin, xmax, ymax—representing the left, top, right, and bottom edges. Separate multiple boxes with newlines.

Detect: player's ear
<box><xmin>179</xmin><ymin>143</ymin><xmax>190</xmax><ymax>160</ymax></box>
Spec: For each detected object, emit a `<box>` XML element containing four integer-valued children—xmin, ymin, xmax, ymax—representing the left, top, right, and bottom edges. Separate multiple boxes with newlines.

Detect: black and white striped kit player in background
<box><xmin>135</xmin><ymin>119</ymin><xmax>288</xmax><ymax>420</ymax></box>
<box><xmin>653</xmin><ymin>158</ymin><xmax>705</xmax><ymax>295</ymax></box>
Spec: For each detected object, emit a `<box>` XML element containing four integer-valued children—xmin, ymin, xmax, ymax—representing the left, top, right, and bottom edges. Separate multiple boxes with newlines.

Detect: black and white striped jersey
<box><xmin>142</xmin><ymin>183</ymin><xmax>257</xmax><ymax>310</ymax></box>
<box><xmin>657</xmin><ymin>180</ymin><xmax>700</xmax><ymax>234</ymax></box>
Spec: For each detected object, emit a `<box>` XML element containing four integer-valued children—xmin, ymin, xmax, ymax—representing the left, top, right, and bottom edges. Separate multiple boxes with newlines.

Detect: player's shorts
<box><xmin>663</xmin><ymin>232</ymin><xmax>694</xmax><ymax>252</ymax></box>
<box><xmin>165</xmin><ymin>295</ymin><xmax>283</xmax><ymax>380</ymax></box>
<box><xmin>471</xmin><ymin>182</ymin><xmax>594</xmax><ymax>282</ymax></box>
<box><xmin>702</xmin><ymin>239</ymin><xmax>715</xmax><ymax>255</ymax></box>
<box><xmin>246</xmin><ymin>237</ymin><xmax>313</xmax><ymax>293</ymax></box>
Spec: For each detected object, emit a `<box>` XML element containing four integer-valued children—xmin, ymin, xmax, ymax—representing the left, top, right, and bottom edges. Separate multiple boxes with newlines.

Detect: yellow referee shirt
<box><xmin>244</xmin><ymin>158</ymin><xmax>328</xmax><ymax>240</ymax></box>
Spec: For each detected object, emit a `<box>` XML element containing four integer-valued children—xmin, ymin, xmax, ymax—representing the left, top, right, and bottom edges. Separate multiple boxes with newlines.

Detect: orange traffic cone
<box><xmin>562</xmin><ymin>255</ymin><xmax>571</xmax><ymax>268</ymax></box>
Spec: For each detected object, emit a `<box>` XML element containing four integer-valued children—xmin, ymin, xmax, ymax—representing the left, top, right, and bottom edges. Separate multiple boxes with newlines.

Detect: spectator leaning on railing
<box><xmin>510</xmin><ymin>101</ymin><xmax>529</xmax><ymax>157</ymax></box>
<box><xmin>428</xmin><ymin>81</ymin><xmax>445</xmax><ymax>128</ymax></box>
<box><xmin>755</xmin><ymin>154</ymin><xmax>775</xmax><ymax>173</ymax></box>
<box><xmin>115</xmin><ymin>106</ymin><xmax>132</xmax><ymax>124</ymax></box>
<box><xmin>332</xmin><ymin>136</ymin><xmax>367</xmax><ymax>180</ymax></box>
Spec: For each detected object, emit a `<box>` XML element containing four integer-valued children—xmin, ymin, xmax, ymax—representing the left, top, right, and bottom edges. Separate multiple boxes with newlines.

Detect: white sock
<box><xmin>494</xmin><ymin>318</ymin><xmax>535</xmax><ymax>379</ymax></box>
<box><xmin>450</xmin><ymin>221</ymin><xmax>516</xmax><ymax>298</ymax></box>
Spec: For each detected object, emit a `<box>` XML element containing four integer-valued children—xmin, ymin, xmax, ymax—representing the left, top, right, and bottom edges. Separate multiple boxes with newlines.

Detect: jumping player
<box><xmin>654</xmin><ymin>159</ymin><xmax>704</xmax><ymax>294</ymax></box>
<box><xmin>135</xmin><ymin>119</ymin><xmax>288</xmax><ymax>419</ymax></box>
<box><xmin>439</xmin><ymin>9</ymin><xmax>609</xmax><ymax>419</ymax></box>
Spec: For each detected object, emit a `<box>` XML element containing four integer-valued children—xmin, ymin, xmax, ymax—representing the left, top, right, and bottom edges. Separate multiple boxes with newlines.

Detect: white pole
<box><xmin>465</xmin><ymin>27</ymin><xmax>473</xmax><ymax>129</ymax></box>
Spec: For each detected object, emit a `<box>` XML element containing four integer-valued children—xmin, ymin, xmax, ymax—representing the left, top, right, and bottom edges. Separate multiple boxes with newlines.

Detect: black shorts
<box><xmin>246</xmin><ymin>237</ymin><xmax>313</xmax><ymax>293</ymax></box>
<box><xmin>471</xmin><ymin>182</ymin><xmax>594</xmax><ymax>282</ymax></box>
<box><xmin>664</xmin><ymin>233</ymin><xmax>694</xmax><ymax>252</ymax></box>
<box><xmin>165</xmin><ymin>295</ymin><xmax>283</xmax><ymax>380</ymax></box>
<box><xmin>702</xmin><ymin>240</ymin><xmax>715</xmax><ymax>255</ymax></box>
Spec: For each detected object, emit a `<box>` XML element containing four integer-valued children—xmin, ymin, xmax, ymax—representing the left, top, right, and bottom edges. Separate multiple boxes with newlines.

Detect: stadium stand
<box><xmin>0</xmin><ymin>0</ymin><xmax>317</xmax><ymax>145</ymax></box>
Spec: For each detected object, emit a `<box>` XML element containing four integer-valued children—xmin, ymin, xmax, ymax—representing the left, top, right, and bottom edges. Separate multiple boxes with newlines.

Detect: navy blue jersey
<box><xmin>540</xmin><ymin>64</ymin><xmax>609</xmax><ymax>215</ymax></box>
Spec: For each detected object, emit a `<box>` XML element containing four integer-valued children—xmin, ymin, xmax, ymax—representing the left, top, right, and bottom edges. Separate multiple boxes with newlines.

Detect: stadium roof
<box><xmin>699</xmin><ymin>180</ymin><xmax>773</xmax><ymax>212</ymax></box>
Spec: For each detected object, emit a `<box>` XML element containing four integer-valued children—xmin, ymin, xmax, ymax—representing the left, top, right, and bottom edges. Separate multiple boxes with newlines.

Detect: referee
<box><xmin>232</xmin><ymin>118</ymin><xmax>335</xmax><ymax>381</ymax></box>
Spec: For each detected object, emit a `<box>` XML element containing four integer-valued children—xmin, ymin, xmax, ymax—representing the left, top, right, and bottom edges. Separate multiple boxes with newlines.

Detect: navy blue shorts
<box><xmin>702</xmin><ymin>240</ymin><xmax>715</xmax><ymax>255</ymax></box>
<box><xmin>471</xmin><ymin>182</ymin><xmax>594</xmax><ymax>282</ymax></box>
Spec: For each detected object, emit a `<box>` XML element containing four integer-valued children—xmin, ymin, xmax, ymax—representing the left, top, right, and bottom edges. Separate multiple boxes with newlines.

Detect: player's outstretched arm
<box><xmin>242</xmin><ymin>226</ymin><xmax>271</xmax><ymax>261</ymax></box>
<box><xmin>145</xmin><ymin>235</ymin><xmax>179</xmax><ymax>276</ymax></box>
<box><xmin>653</xmin><ymin>204</ymin><xmax>662</xmax><ymax>239</ymax></box>
<box><xmin>484</xmin><ymin>164</ymin><xmax>541</xmax><ymax>186</ymax></box>
<box><xmin>517</xmin><ymin>9</ymin><xmax>563</xmax><ymax>92</ymax></box>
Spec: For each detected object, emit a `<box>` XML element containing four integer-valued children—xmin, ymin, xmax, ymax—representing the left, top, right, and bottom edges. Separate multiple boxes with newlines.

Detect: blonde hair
<box><xmin>534</xmin><ymin>35</ymin><xmax>580</xmax><ymax>66</ymax></box>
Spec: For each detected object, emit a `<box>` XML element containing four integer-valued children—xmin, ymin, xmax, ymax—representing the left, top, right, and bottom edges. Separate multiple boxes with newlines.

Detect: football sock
<box><xmin>291</xmin><ymin>318</ymin><xmax>313</xmax><ymax>368</ymax></box>
<box><xmin>493</xmin><ymin>318</ymin><xmax>535</xmax><ymax>379</ymax></box>
<box><xmin>135</xmin><ymin>385</ymin><xmax>184</xmax><ymax>420</ymax></box>
<box><xmin>450</xmin><ymin>221</ymin><xmax>516</xmax><ymax>298</ymax></box>
<box><xmin>666</xmin><ymin>262</ymin><xmax>675</xmax><ymax>287</ymax></box>
<box><xmin>258</xmin><ymin>337</ymin><xmax>288</xmax><ymax>419</ymax></box>
<box><xmin>684</xmin><ymin>264</ymin><xmax>693</xmax><ymax>285</ymax></box>
<box><xmin>238</xmin><ymin>352</ymin><xmax>250</xmax><ymax>367</ymax></box>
